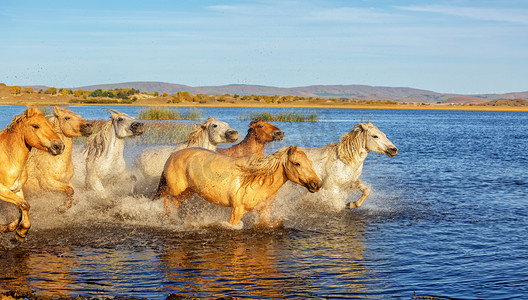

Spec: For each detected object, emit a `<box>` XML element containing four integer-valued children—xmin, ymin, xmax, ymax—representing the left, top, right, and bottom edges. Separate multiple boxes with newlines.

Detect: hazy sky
<box><xmin>1</xmin><ymin>0</ymin><xmax>527</xmax><ymax>94</ymax></box>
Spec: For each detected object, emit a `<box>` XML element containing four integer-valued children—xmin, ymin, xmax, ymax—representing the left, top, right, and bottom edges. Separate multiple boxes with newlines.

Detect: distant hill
<box><xmin>23</xmin><ymin>81</ymin><xmax>528</xmax><ymax>104</ymax></box>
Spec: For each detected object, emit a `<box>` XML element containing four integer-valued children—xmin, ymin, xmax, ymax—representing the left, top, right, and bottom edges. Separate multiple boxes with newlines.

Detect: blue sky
<box><xmin>1</xmin><ymin>0</ymin><xmax>527</xmax><ymax>94</ymax></box>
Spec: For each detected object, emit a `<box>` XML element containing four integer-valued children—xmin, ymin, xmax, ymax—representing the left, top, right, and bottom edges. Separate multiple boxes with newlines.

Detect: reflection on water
<box><xmin>1</xmin><ymin>106</ymin><xmax>528</xmax><ymax>298</ymax></box>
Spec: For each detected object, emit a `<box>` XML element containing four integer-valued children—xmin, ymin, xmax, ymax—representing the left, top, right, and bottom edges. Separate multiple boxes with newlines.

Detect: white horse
<box><xmin>278</xmin><ymin>122</ymin><xmax>398</xmax><ymax>211</ymax></box>
<box><xmin>133</xmin><ymin>116</ymin><xmax>238</xmax><ymax>195</ymax></box>
<box><xmin>83</xmin><ymin>109</ymin><xmax>144</xmax><ymax>195</ymax></box>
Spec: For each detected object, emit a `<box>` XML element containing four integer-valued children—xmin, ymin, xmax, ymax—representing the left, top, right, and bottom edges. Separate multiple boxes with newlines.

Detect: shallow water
<box><xmin>1</xmin><ymin>105</ymin><xmax>527</xmax><ymax>299</ymax></box>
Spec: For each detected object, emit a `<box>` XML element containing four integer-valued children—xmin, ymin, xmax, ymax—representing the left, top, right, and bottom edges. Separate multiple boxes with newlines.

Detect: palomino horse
<box><xmin>0</xmin><ymin>107</ymin><xmax>64</xmax><ymax>241</ymax></box>
<box><xmin>280</xmin><ymin>122</ymin><xmax>398</xmax><ymax>210</ymax></box>
<box><xmin>83</xmin><ymin>109</ymin><xmax>143</xmax><ymax>195</ymax></box>
<box><xmin>24</xmin><ymin>107</ymin><xmax>92</xmax><ymax>212</ymax></box>
<box><xmin>153</xmin><ymin>146</ymin><xmax>322</xmax><ymax>227</ymax></box>
<box><xmin>217</xmin><ymin>119</ymin><xmax>284</xmax><ymax>157</ymax></box>
<box><xmin>133</xmin><ymin>117</ymin><xmax>238</xmax><ymax>194</ymax></box>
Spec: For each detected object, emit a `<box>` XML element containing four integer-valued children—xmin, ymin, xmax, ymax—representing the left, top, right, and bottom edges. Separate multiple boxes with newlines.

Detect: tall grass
<box><xmin>74</xmin><ymin>120</ymin><xmax>194</xmax><ymax>145</ymax></box>
<box><xmin>239</xmin><ymin>111</ymin><xmax>319</xmax><ymax>122</ymax></box>
<box><xmin>137</xmin><ymin>107</ymin><xmax>202</xmax><ymax>120</ymax></box>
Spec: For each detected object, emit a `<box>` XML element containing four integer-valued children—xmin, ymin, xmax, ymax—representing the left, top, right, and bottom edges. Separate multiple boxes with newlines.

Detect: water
<box><xmin>0</xmin><ymin>105</ymin><xmax>527</xmax><ymax>299</ymax></box>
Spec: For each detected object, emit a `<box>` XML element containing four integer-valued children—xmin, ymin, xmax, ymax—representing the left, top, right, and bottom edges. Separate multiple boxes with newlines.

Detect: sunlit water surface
<box><xmin>1</xmin><ymin>106</ymin><xmax>527</xmax><ymax>299</ymax></box>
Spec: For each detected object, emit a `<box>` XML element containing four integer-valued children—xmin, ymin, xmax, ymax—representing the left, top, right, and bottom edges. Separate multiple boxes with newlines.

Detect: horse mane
<box><xmin>185</xmin><ymin>117</ymin><xmax>214</xmax><ymax>147</ymax></box>
<box><xmin>1</xmin><ymin>107</ymin><xmax>44</xmax><ymax>133</ymax></box>
<box><xmin>237</xmin><ymin>147</ymin><xmax>289</xmax><ymax>187</ymax></box>
<box><xmin>83</xmin><ymin>120</ymin><xmax>112</xmax><ymax>161</ymax></box>
<box><xmin>325</xmin><ymin>123</ymin><xmax>368</xmax><ymax>165</ymax></box>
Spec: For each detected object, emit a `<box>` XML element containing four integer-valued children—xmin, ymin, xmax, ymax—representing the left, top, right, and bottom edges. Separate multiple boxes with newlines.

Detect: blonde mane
<box><xmin>237</xmin><ymin>147</ymin><xmax>289</xmax><ymax>187</ymax></box>
<box><xmin>325</xmin><ymin>124</ymin><xmax>368</xmax><ymax>166</ymax></box>
<box><xmin>185</xmin><ymin>117</ymin><xmax>214</xmax><ymax>147</ymax></box>
<box><xmin>83</xmin><ymin>121</ymin><xmax>112</xmax><ymax>161</ymax></box>
<box><xmin>1</xmin><ymin>108</ymin><xmax>44</xmax><ymax>133</ymax></box>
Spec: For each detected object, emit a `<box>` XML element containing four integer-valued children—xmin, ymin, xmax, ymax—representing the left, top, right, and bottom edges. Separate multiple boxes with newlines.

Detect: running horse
<box><xmin>133</xmin><ymin>117</ymin><xmax>238</xmax><ymax>195</ymax></box>
<box><xmin>153</xmin><ymin>146</ymin><xmax>322</xmax><ymax>227</ymax></box>
<box><xmin>83</xmin><ymin>109</ymin><xmax>143</xmax><ymax>195</ymax></box>
<box><xmin>0</xmin><ymin>106</ymin><xmax>64</xmax><ymax>241</ymax></box>
<box><xmin>24</xmin><ymin>106</ymin><xmax>92</xmax><ymax>212</ymax></box>
<box><xmin>278</xmin><ymin>122</ymin><xmax>398</xmax><ymax>210</ymax></box>
<box><xmin>217</xmin><ymin>119</ymin><xmax>284</xmax><ymax>157</ymax></box>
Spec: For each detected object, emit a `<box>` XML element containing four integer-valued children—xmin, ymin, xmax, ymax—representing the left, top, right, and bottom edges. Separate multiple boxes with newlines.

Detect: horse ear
<box><xmin>106</xmin><ymin>109</ymin><xmax>120</xmax><ymax>118</ymax></box>
<box><xmin>25</xmin><ymin>105</ymin><xmax>40</xmax><ymax>117</ymax></box>
<box><xmin>360</xmin><ymin>123</ymin><xmax>369</xmax><ymax>131</ymax></box>
<box><xmin>53</xmin><ymin>106</ymin><xmax>62</xmax><ymax>117</ymax></box>
<box><xmin>287</xmin><ymin>145</ymin><xmax>298</xmax><ymax>155</ymax></box>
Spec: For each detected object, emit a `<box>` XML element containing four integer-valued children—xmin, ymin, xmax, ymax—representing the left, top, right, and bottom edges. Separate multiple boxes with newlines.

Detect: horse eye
<box><xmin>295</xmin><ymin>162</ymin><xmax>301</xmax><ymax>167</ymax></box>
<box><xmin>32</xmin><ymin>125</ymin><xmax>40</xmax><ymax>129</ymax></box>
<box><xmin>258</xmin><ymin>125</ymin><xmax>264</xmax><ymax>128</ymax></box>
<box><xmin>64</xmin><ymin>117</ymin><xmax>70</xmax><ymax>120</ymax></box>
<box><xmin>213</xmin><ymin>124</ymin><xmax>218</xmax><ymax>128</ymax></box>
<box><xmin>117</xmin><ymin>117</ymin><xmax>123</xmax><ymax>122</ymax></box>
<box><xmin>372</xmin><ymin>135</ymin><xmax>379</xmax><ymax>139</ymax></box>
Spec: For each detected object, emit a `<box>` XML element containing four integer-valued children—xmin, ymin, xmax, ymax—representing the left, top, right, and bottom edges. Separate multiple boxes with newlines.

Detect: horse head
<box><xmin>356</xmin><ymin>122</ymin><xmax>398</xmax><ymax>157</ymax></box>
<box><xmin>283</xmin><ymin>146</ymin><xmax>322</xmax><ymax>193</ymax></box>
<box><xmin>249</xmin><ymin>119</ymin><xmax>284</xmax><ymax>143</ymax></box>
<box><xmin>21</xmin><ymin>106</ymin><xmax>64</xmax><ymax>155</ymax></box>
<box><xmin>107</xmin><ymin>109</ymin><xmax>144</xmax><ymax>138</ymax></box>
<box><xmin>53</xmin><ymin>106</ymin><xmax>93</xmax><ymax>137</ymax></box>
<box><xmin>204</xmin><ymin>117</ymin><xmax>238</xmax><ymax>144</ymax></box>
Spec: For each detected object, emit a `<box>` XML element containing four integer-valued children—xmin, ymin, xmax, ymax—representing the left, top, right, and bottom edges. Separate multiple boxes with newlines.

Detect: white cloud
<box><xmin>399</xmin><ymin>5</ymin><xmax>528</xmax><ymax>25</ymax></box>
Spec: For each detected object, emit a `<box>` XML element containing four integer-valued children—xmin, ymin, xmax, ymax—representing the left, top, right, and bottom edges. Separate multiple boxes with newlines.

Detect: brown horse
<box><xmin>0</xmin><ymin>106</ymin><xmax>64</xmax><ymax>241</ymax></box>
<box><xmin>24</xmin><ymin>107</ymin><xmax>92</xmax><ymax>212</ymax></box>
<box><xmin>217</xmin><ymin>119</ymin><xmax>284</xmax><ymax>157</ymax></box>
<box><xmin>154</xmin><ymin>146</ymin><xmax>322</xmax><ymax>227</ymax></box>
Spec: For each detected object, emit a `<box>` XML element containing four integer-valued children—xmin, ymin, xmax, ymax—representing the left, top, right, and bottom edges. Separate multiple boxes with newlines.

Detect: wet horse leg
<box><xmin>41</xmin><ymin>179</ymin><xmax>75</xmax><ymax>213</ymax></box>
<box><xmin>256</xmin><ymin>195</ymin><xmax>282</xmax><ymax>228</ymax></box>
<box><xmin>348</xmin><ymin>179</ymin><xmax>370</xmax><ymax>209</ymax></box>
<box><xmin>229</xmin><ymin>205</ymin><xmax>246</xmax><ymax>226</ymax></box>
<box><xmin>163</xmin><ymin>188</ymin><xmax>193</xmax><ymax>216</ymax></box>
<box><xmin>0</xmin><ymin>186</ymin><xmax>31</xmax><ymax>241</ymax></box>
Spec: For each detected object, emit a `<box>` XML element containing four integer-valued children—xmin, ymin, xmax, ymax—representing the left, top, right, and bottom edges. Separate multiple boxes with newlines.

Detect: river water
<box><xmin>0</xmin><ymin>105</ymin><xmax>527</xmax><ymax>299</ymax></box>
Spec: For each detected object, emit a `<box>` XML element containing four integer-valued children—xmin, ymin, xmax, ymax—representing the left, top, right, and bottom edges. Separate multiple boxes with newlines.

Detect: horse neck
<box><xmin>336</xmin><ymin>132</ymin><xmax>369</xmax><ymax>166</ymax></box>
<box><xmin>0</xmin><ymin>124</ymin><xmax>31</xmax><ymax>165</ymax></box>
<box><xmin>101</xmin><ymin>125</ymin><xmax>125</xmax><ymax>160</ymax></box>
<box><xmin>189</xmin><ymin>130</ymin><xmax>216</xmax><ymax>150</ymax></box>
<box><xmin>239</xmin><ymin>131</ymin><xmax>264</xmax><ymax>155</ymax></box>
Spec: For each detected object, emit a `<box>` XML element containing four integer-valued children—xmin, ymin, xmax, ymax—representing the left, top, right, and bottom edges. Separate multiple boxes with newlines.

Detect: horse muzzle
<box><xmin>273</xmin><ymin>130</ymin><xmax>284</xmax><ymax>141</ymax></box>
<box><xmin>305</xmin><ymin>179</ymin><xmax>322</xmax><ymax>193</ymax></box>
<box><xmin>80</xmin><ymin>123</ymin><xmax>93</xmax><ymax>137</ymax></box>
<box><xmin>130</xmin><ymin>122</ymin><xmax>144</xmax><ymax>136</ymax></box>
<box><xmin>48</xmin><ymin>140</ymin><xmax>65</xmax><ymax>156</ymax></box>
<box><xmin>225</xmin><ymin>129</ymin><xmax>239</xmax><ymax>142</ymax></box>
<box><xmin>386</xmin><ymin>146</ymin><xmax>399</xmax><ymax>157</ymax></box>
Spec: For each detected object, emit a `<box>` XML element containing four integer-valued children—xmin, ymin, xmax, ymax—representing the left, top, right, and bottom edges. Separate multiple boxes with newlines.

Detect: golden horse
<box><xmin>217</xmin><ymin>119</ymin><xmax>284</xmax><ymax>157</ymax></box>
<box><xmin>0</xmin><ymin>106</ymin><xmax>64</xmax><ymax>241</ymax></box>
<box><xmin>24</xmin><ymin>106</ymin><xmax>92</xmax><ymax>212</ymax></box>
<box><xmin>154</xmin><ymin>146</ymin><xmax>322</xmax><ymax>227</ymax></box>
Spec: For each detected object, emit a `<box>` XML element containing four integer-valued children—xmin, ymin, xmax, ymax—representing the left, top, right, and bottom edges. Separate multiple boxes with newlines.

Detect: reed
<box><xmin>239</xmin><ymin>110</ymin><xmax>319</xmax><ymax>122</ymax></box>
<box><xmin>74</xmin><ymin>120</ymin><xmax>193</xmax><ymax>145</ymax></box>
<box><xmin>137</xmin><ymin>107</ymin><xmax>202</xmax><ymax>120</ymax></box>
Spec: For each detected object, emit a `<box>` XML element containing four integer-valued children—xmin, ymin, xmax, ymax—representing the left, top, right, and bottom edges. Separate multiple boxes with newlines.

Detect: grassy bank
<box><xmin>239</xmin><ymin>111</ymin><xmax>319</xmax><ymax>122</ymax></box>
<box><xmin>137</xmin><ymin>107</ymin><xmax>202</xmax><ymax>120</ymax></box>
<box><xmin>74</xmin><ymin>120</ymin><xmax>194</xmax><ymax>145</ymax></box>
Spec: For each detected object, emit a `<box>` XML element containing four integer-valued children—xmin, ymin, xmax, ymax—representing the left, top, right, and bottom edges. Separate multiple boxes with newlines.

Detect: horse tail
<box><xmin>153</xmin><ymin>171</ymin><xmax>168</xmax><ymax>201</ymax></box>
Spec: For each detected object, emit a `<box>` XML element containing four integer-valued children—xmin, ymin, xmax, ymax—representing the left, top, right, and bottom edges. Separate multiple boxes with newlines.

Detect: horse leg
<box><xmin>86</xmin><ymin>172</ymin><xmax>105</xmax><ymax>195</ymax></box>
<box><xmin>0</xmin><ymin>186</ymin><xmax>31</xmax><ymax>241</ymax></box>
<box><xmin>41</xmin><ymin>179</ymin><xmax>75</xmax><ymax>213</ymax></box>
<box><xmin>256</xmin><ymin>196</ymin><xmax>282</xmax><ymax>228</ymax></box>
<box><xmin>348</xmin><ymin>180</ymin><xmax>370</xmax><ymax>209</ymax></box>
<box><xmin>229</xmin><ymin>205</ymin><xmax>246</xmax><ymax>226</ymax></box>
<box><xmin>162</xmin><ymin>188</ymin><xmax>193</xmax><ymax>216</ymax></box>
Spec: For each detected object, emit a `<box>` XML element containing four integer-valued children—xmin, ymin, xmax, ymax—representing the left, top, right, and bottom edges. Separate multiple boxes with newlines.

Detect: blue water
<box><xmin>0</xmin><ymin>105</ymin><xmax>527</xmax><ymax>299</ymax></box>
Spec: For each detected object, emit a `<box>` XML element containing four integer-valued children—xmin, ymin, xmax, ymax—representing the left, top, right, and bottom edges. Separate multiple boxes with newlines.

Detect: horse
<box><xmin>0</xmin><ymin>106</ymin><xmax>64</xmax><ymax>241</ymax></box>
<box><xmin>278</xmin><ymin>122</ymin><xmax>398</xmax><ymax>210</ymax></box>
<box><xmin>133</xmin><ymin>116</ymin><xmax>238</xmax><ymax>194</ymax></box>
<box><xmin>217</xmin><ymin>119</ymin><xmax>284</xmax><ymax>157</ymax></box>
<box><xmin>153</xmin><ymin>146</ymin><xmax>322</xmax><ymax>227</ymax></box>
<box><xmin>24</xmin><ymin>106</ymin><xmax>93</xmax><ymax>212</ymax></box>
<box><xmin>83</xmin><ymin>109</ymin><xmax>144</xmax><ymax>195</ymax></box>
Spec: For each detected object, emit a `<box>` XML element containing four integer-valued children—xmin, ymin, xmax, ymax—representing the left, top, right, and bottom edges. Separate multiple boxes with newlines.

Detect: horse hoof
<box><xmin>347</xmin><ymin>202</ymin><xmax>359</xmax><ymax>209</ymax></box>
<box><xmin>15</xmin><ymin>231</ymin><xmax>27</xmax><ymax>242</ymax></box>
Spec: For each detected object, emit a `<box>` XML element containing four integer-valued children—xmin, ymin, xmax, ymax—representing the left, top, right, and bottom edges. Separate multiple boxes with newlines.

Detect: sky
<box><xmin>1</xmin><ymin>0</ymin><xmax>527</xmax><ymax>94</ymax></box>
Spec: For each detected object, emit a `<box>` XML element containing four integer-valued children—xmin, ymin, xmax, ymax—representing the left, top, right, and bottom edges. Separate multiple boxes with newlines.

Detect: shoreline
<box><xmin>2</xmin><ymin>101</ymin><xmax>528</xmax><ymax>112</ymax></box>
